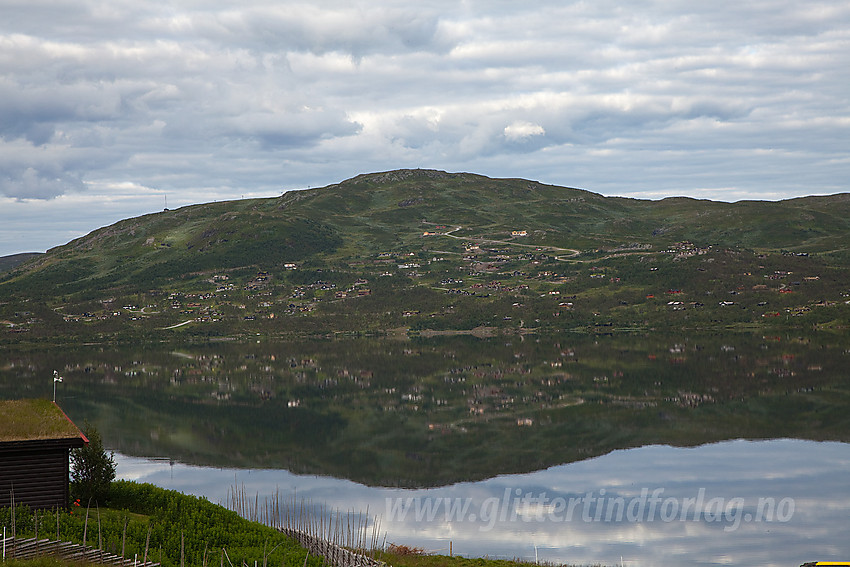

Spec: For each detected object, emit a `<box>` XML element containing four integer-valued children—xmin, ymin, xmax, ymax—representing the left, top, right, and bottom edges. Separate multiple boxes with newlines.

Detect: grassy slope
<box><xmin>2</xmin><ymin>481</ymin><xmax>324</xmax><ymax>567</ymax></box>
<box><xmin>0</xmin><ymin>253</ymin><xmax>43</xmax><ymax>274</ymax></box>
<box><xmin>0</xmin><ymin>169</ymin><xmax>849</xmax><ymax>339</ymax></box>
<box><xmin>5</xmin><ymin>170</ymin><xmax>850</xmax><ymax>289</ymax></box>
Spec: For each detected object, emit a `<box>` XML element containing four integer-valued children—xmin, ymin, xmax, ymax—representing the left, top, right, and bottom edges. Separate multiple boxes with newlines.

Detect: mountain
<box><xmin>1</xmin><ymin>169</ymin><xmax>849</xmax><ymax>342</ymax></box>
<box><xmin>0</xmin><ymin>252</ymin><xmax>43</xmax><ymax>274</ymax></box>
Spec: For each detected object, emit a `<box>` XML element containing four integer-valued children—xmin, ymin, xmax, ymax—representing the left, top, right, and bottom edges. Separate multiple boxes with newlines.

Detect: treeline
<box><xmin>0</xmin><ymin>481</ymin><xmax>324</xmax><ymax>567</ymax></box>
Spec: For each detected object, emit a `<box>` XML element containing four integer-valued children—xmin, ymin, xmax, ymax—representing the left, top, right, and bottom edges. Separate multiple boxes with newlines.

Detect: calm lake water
<box><xmin>4</xmin><ymin>334</ymin><xmax>849</xmax><ymax>565</ymax></box>
<box><xmin>116</xmin><ymin>438</ymin><xmax>850</xmax><ymax>567</ymax></box>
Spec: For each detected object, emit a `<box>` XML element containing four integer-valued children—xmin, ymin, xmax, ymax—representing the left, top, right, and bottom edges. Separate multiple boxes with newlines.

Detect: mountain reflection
<box><xmin>1</xmin><ymin>332</ymin><xmax>849</xmax><ymax>486</ymax></box>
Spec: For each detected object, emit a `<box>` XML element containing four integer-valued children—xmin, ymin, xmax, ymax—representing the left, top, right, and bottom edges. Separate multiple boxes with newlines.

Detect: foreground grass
<box><xmin>375</xmin><ymin>548</ymin><xmax>604</xmax><ymax>567</ymax></box>
<box><xmin>3</xmin><ymin>551</ymin><xmax>602</xmax><ymax>567</ymax></box>
<box><xmin>1</xmin><ymin>481</ymin><xmax>322</xmax><ymax>567</ymax></box>
<box><xmin>1</xmin><ymin>559</ymin><xmax>83</xmax><ymax>567</ymax></box>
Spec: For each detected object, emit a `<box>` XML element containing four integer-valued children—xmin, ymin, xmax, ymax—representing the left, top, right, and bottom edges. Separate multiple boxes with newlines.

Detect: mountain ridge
<box><xmin>0</xmin><ymin>252</ymin><xmax>43</xmax><ymax>274</ymax></box>
<box><xmin>1</xmin><ymin>169</ymin><xmax>849</xmax><ymax>341</ymax></box>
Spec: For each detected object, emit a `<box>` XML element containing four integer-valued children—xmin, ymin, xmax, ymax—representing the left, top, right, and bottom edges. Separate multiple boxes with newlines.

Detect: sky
<box><xmin>1</xmin><ymin>1</ymin><xmax>849</xmax><ymax>256</ymax></box>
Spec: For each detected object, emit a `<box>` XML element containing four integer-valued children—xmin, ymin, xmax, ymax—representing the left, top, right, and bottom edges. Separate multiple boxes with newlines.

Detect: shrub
<box><xmin>70</xmin><ymin>422</ymin><xmax>116</xmax><ymax>505</ymax></box>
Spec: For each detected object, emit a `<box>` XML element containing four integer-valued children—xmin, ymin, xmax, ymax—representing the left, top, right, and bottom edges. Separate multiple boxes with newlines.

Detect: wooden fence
<box><xmin>280</xmin><ymin>529</ymin><xmax>385</xmax><ymax>567</ymax></box>
<box><xmin>225</xmin><ymin>485</ymin><xmax>388</xmax><ymax>567</ymax></box>
<box><xmin>1</xmin><ymin>535</ymin><xmax>160</xmax><ymax>567</ymax></box>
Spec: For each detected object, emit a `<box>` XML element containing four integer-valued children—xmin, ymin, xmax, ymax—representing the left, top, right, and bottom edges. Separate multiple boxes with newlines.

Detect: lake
<box><xmin>2</xmin><ymin>332</ymin><xmax>849</xmax><ymax>565</ymax></box>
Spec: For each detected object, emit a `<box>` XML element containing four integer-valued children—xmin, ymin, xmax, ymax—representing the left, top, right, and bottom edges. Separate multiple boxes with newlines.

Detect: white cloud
<box><xmin>504</xmin><ymin>121</ymin><xmax>545</xmax><ymax>141</ymax></box>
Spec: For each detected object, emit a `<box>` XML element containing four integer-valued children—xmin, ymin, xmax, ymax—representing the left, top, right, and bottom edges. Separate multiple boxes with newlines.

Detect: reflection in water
<box><xmin>4</xmin><ymin>333</ymin><xmax>850</xmax><ymax>487</ymax></box>
<box><xmin>4</xmin><ymin>334</ymin><xmax>850</xmax><ymax>563</ymax></box>
<box><xmin>116</xmin><ymin>439</ymin><xmax>850</xmax><ymax>567</ymax></box>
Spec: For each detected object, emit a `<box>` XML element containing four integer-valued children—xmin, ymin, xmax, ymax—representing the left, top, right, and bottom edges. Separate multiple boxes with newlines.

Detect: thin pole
<box><xmin>53</xmin><ymin>370</ymin><xmax>62</xmax><ymax>402</ymax></box>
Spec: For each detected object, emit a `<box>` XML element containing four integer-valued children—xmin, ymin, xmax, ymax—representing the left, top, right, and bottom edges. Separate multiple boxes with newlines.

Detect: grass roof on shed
<box><xmin>0</xmin><ymin>399</ymin><xmax>84</xmax><ymax>442</ymax></box>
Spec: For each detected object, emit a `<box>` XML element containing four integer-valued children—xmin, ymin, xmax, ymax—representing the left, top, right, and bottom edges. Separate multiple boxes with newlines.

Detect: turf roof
<box><xmin>0</xmin><ymin>399</ymin><xmax>85</xmax><ymax>442</ymax></box>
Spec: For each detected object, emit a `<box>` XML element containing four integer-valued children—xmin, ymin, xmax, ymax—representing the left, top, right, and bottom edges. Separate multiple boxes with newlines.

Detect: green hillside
<box><xmin>1</xmin><ymin>169</ymin><xmax>849</xmax><ymax>342</ymax></box>
<box><xmin>0</xmin><ymin>252</ymin><xmax>42</xmax><ymax>274</ymax></box>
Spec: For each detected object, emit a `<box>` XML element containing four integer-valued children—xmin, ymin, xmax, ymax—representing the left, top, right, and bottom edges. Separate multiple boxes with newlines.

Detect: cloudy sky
<box><xmin>1</xmin><ymin>1</ymin><xmax>849</xmax><ymax>256</ymax></box>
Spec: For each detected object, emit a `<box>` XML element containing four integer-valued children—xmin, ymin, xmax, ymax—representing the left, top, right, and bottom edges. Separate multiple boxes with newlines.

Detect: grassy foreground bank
<box><xmin>1</xmin><ymin>481</ymin><xmax>322</xmax><ymax>567</ymax></box>
<box><xmin>2</xmin><ymin>482</ymin><xmax>594</xmax><ymax>567</ymax></box>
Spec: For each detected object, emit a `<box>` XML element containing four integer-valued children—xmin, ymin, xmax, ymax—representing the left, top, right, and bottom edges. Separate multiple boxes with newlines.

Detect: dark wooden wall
<box><xmin>1</xmin><ymin>439</ymin><xmax>82</xmax><ymax>510</ymax></box>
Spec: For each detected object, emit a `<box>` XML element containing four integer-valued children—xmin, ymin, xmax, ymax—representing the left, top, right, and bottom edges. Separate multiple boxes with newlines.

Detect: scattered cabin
<box><xmin>0</xmin><ymin>399</ymin><xmax>88</xmax><ymax>510</ymax></box>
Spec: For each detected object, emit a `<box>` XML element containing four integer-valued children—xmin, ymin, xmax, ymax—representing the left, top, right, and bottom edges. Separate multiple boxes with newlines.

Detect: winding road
<box><xmin>437</xmin><ymin>226</ymin><xmax>581</xmax><ymax>257</ymax></box>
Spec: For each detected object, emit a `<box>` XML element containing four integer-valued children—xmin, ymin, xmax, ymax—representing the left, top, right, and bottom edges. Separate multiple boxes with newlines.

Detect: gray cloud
<box><xmin>0</xmin><ymin>166</ymin><xmax>85</xmax><ymax>199</ymax></box>
<box><xmin>0</xmin><ymin>0</ymin><xmax>848</xmax><ymax>254</ymax></box>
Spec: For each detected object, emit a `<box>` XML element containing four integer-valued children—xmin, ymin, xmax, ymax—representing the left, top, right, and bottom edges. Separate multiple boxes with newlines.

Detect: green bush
<box><xmin>70</xmin><ymin>422</ymin><xmax>116</xmax><ymax>505</ymax></box>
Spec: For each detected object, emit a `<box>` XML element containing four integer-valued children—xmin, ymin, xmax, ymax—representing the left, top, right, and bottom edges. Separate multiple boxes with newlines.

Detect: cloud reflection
<box><xmin>115</xmin><ymin>439</ymin><xmax>850</xmax><ymax>567</ymax></box>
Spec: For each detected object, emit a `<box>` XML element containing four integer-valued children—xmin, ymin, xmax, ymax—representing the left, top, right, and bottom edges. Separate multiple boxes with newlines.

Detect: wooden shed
<box><xmin>0</xmin><ymin>399</ymin><xmax>88</xmax><ymax>510</ymax></box>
